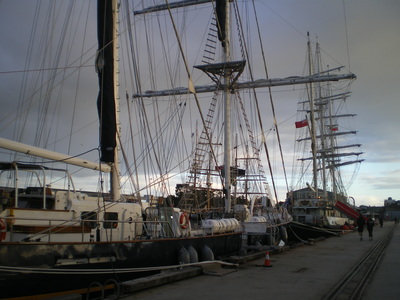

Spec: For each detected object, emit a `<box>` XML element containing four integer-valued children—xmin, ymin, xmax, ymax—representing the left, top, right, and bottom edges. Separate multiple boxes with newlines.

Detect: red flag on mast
<box><xmin>295</xmin><ymin>119</ymin><xmax>308</xmax><ymax>128</ymax></box>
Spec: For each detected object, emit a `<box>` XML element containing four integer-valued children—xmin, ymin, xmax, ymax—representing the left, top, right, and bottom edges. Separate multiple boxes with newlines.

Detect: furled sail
<box><xmin>216</xmin><ymin>0</ymin><xmax>227</xmax><ymax>47</ymax></box>
<box><xmin>96</xmin><ymin>0</ymin><xmax>117</xmax><ymax>163</ymax></box>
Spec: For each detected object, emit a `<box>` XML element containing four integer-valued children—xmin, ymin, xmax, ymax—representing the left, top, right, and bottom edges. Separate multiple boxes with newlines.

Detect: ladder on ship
<box><xmin>235</xmin><ymin>92</ymin><xmax>272</xmax><ymax>202</ymax></box>
<box><xmin>179</xmin><ymin>16</ymin><xmax>271</xmax><ymax>209</ymax></box>
<box><xmin>179</xmin><ymin>18</ymin><xmax>221</xmax><ymax>210</ymax></box>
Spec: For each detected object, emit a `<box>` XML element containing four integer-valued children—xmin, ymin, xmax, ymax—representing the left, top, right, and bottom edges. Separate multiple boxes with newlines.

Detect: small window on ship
<box><xmin>81</xmin><ymin>211</ymin><xmax>97</xmax><ymax>229</ymax></box>
<box><xmin>104</xmin><ymin>212</ymin><xmax>118</xmax><ymax>229</ymax></box>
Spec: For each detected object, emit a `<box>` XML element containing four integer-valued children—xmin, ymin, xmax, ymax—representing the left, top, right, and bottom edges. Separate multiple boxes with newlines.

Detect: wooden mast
<box><xmin>221</xmin><ymin>0</ymin><xmax>232</xmax><ymax>213</ymax></box>
<box><xmin>111</xmin><ymin>0</ymin><xmax>121</xmax><ymax>201</ymax></box>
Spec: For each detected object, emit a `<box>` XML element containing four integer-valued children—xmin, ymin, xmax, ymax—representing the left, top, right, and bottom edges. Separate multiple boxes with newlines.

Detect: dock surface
<box><xmin>119</xmin><ymin>222</ymin><xmax>399</xmax><ymax>300</ymax></box>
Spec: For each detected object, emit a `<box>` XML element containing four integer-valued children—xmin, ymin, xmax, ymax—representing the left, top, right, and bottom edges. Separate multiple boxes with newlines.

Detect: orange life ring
<box><xmin>0</xmin><ymin>219</ymin><xmax>6</xmax><ymax>241</ymax></box>
<box><xmin>179</xmin><ymin>213</ymin><xmax>189</xmax><ymax>230</ymax></box>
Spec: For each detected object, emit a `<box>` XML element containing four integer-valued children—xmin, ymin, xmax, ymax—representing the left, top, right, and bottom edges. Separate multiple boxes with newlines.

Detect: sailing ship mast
<box><xmin>220</xmin><ymin>0</ymin><xmax>232</xmax><ymax>213</ymax></box>
<box><xmin>297</xmin><ymin>33</ymin><xmax>364</xmax><ymax>202</ymax></box>
<box><xmin>316</xmin><ymin>42</ymin><xmax>328</xmax><ymax>198</ymax></box>
<box><xmin>307</xmin><ymin>33</ymin><xmax>319</xmax><ymax>197</ymax></box>
<box><xmin>135</xmin><ymin>0</ymin><xmax>243</xmax><ymax>213</ymax></box>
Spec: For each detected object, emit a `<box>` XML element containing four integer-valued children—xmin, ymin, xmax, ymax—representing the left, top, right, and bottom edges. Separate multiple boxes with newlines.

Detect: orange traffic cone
<box><xmin>263</xmin><ymin>251</ymin><xmax>272</xmax><ymax>267</ymax></box>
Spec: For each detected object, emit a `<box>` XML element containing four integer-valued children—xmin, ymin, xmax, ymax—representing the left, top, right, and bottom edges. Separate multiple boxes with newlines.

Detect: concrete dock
<box><xmin>118</xmin><ymin>222</ymin><xmax>399</xmax><ymax>300</ymax></box>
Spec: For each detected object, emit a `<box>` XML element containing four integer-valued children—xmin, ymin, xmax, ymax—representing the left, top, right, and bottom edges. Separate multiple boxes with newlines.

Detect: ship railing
<box><xmin>1</xmin><ymin>216</ymin><xmax>178</xmax><ymax>242</ymax></box>
<box><xmin>0</xmin><ymin>163</ymin><xmax>76</xmax><ymax>210</ymax></box>
<box><xmin>244</xmin><ymin>219</ymin><xmax>291</xmax><ymax>229</ymax></box>
<box><xmin>141</xmin><ymin>220</ymin><xmax>175</xmax><ymax>238</ymax></box>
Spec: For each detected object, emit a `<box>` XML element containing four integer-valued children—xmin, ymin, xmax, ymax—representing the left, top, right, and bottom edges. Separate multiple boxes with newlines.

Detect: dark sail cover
<box><xmin>96</xmin><ymin>0</ymin><xmax>116</xmax><ymax>163</ymax></box>
<box><xmin>216</xmin><ymin>0</ymin><xmax>226</xmax><ymax>47</ymax></box>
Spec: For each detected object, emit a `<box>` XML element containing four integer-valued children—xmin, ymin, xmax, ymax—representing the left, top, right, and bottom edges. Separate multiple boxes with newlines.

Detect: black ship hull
<box><xmin>0</xmin><ymin>232</ymin><xmax>242</xmax><ymax>299</ymax></box>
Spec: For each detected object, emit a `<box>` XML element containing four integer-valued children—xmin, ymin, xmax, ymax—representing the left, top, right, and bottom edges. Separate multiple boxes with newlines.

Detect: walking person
<box><xmin>379</xmin><ymin>217</ymin><xmax>383</xmax><ymax>228</ymax></box>
<box><xmin>357</xmin><ymin>214</ymin><xmax>365</xmax><ymax>241</ymax></box>
<box><xmin>366</xmin><ymin>216</ymin><xmax>374</xmax><ymax>241</ymax></box>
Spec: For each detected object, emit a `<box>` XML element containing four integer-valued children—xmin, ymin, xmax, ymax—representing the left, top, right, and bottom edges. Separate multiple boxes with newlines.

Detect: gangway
<box><xmin>335</xmin><ymin>200</ymin><xmax>360</xmax><ymax>220</ymax></box>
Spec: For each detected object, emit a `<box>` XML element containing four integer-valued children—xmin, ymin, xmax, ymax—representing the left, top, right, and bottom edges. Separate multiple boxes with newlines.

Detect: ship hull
<box><xmin>287</xmin><ymin>221</ymin><xmax>339</xmax><ymax>242</ymax></box>
<box><xmin>0</xmin><ymin>232</ymin><xmax>242</xmax><ymax>299</ymax></box>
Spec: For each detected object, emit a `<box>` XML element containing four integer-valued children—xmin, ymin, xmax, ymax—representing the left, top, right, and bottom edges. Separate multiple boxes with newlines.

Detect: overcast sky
<box><xmin>0</xmin><ymin>0</ymin><xmax>399</xmax><ymax>207</ymax></box>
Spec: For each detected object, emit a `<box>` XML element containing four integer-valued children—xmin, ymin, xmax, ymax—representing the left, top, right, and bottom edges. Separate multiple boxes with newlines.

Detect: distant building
<box><xmin>357</xmin><ymin>197</ymin><xmax>400</xmax><ymax>221</ymax></box>
<box><xmin>384</xmin><ymin>197</ymin><xmax>400</xmax><ymax>220</ymax></box>
<box><xmin>384</xmin><ymin>197</ymin><xmax>397</xmax><ymax>207</ymax></box>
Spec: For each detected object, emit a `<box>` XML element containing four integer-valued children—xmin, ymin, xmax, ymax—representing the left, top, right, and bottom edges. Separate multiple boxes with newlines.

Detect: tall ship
<box><xmin>0</xmin><ymin>1</ymin><xmax>296</xmax><ymax>298</ymax></box>
<box><xmin>288</xmin><ymin>34</ymin><xmax>363</xmax><ymax>228</ymax></box>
